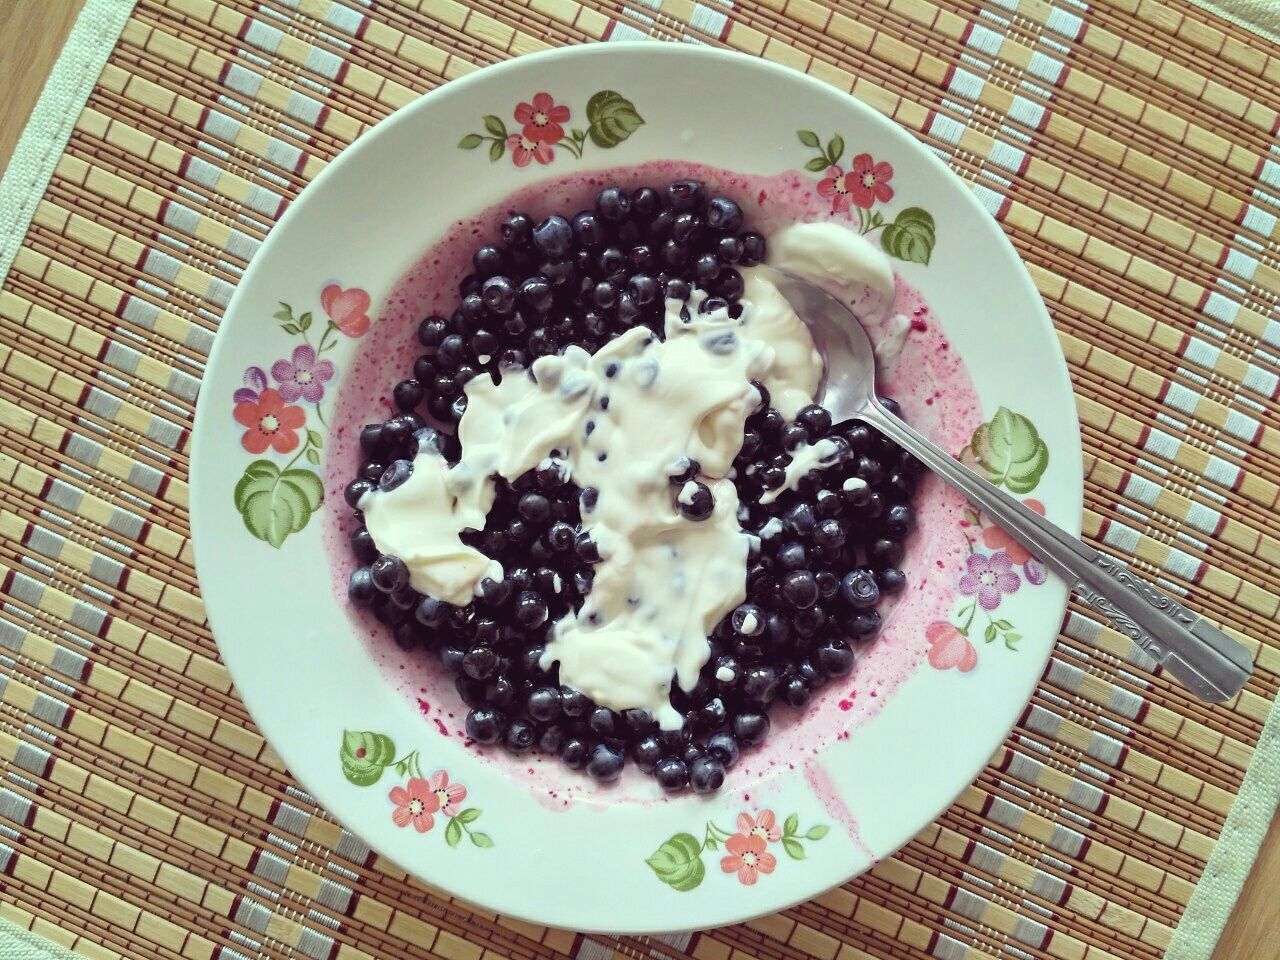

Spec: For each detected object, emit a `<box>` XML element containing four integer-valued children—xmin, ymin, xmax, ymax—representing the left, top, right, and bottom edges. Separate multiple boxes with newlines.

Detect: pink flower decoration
<box><xmin>233</xmin><ymin>366</ymin><xmax>268</xmax><ymax>404</ymax></box>
<box><xmin>389</xmin><ymin>778</ymin><xmax>440</xmax><ymax>833</ymax></box>
<box><xmin>721</xmin><ymin>833</ymin><xmax>776</xmax><ymax>885</ymax></box>
<box><xmin>736</xmin><ymin>810</ymin><xmax>781</xmax><ymax>843</ymax></box>
<box><xmin>926</xmin><ymin>621</ymin><xmax>977</xmax><ymax>672</ymax></box>
<box><xmin>982</xmin><ymin>499</ymin><xmax>1044</xmax><ymax>565</ymax></box>
<box><xmin>271</xmin><ymin>344</ymin><xmax>335</xmax><ymax>404</ymax></box>
<box><xmin>506</xmin><ymin>132</ymin><xmax>553</xmax><ymax>167</ymax></box>
<box><xmin>847</xmin><ymin>153</ymin><xmax>894</xmax><ymax>209</ymax></box>
<box><xmin>958</xmin><ymin>552</ymin><xmax>1021</xmax><ymax>610</ymax></box>
<box><xmin>321</xmin><ymin>284</ymin><xmax>371</xmax><ymax>337</ymax></box>
<box><xmin>233</xmin><ymin>388</ymin><xmax>306</xmax><ymax>454</ymax></box>
<box><xmin>427</xmin><ymin>770</ymin><xmax>467</xmax><ymax>816</ymax></box>
<box><xmin>816</xmin><ymin>165</ymin><xmax>854</xmax><ymax>214</ymax></box>
<box><xmin>514</xmin><ymin>92</ymin><xmax>570</xmax><ymax>144</ymax></box>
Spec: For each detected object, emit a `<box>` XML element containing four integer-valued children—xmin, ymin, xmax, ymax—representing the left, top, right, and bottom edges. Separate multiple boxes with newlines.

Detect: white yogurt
<box><xmin>758</xmin><ymin>437</ymin><xmax>844</xmax><ymax>505</ymax></box>
<box><xmin>360</xmin><ymin>221</ymin><xmax>898</xmax><ymax>728</ymax></box>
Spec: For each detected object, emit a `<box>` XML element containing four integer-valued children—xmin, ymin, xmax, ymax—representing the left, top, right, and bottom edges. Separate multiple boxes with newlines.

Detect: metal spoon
<box><xmin>761</xmin><ymin>265</ymin><xmax>1253</xmax><ymax>703</ymax></box>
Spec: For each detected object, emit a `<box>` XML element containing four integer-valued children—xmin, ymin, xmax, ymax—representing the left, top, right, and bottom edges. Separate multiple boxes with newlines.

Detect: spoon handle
<box><xmin>859</xmin><ymin>401</ymin><xmax>1253</xmax><ymax>702</ymax></box>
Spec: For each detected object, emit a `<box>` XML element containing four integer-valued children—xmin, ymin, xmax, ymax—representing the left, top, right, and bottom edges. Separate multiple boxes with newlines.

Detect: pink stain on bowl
<box><xmin>321</xmin><ymin>161</ymin><xmax>982</xmax><ymax>806</ymax></box>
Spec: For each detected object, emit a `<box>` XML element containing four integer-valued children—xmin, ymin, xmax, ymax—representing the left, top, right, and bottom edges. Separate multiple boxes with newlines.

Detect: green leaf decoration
<box><xmin>782</xmin><ymin>837</ymin><xmax>806</xmax><ymax>860</ymax></box>
<box><xmin>797</xmin><ymin>129</ymin><xmax>821</xmax><ymax>148</ymax></box>
<box><xmin>827</xmin><ymin>134</ymin><xmax>845</xmax><ymax>165</ymax></box>
<box><xmin>470</xmin><ymin>832</ymin><xmax>494</xmax><ymax>848</ymax></box>
<box><xmin>339</xmin><ymin>730</ymin><xmax>396</xmax><ymax>786</ymax></box>
<box><xmin>585</xmin><ymin>90</ymin><xmax>644</xmax><ymax>148</ymax></box>
<box><xmin>483</xmin><ymin>114</ymin><xmax>506</xmax><ymax>138</ymax></box>
<box><xmin>984</xmin><ymin>622</ymin><xmax>998</xmax><ymax>644</ymax></box>
<box><xmin>273</xmin><ymin>308</ymin><xmax>292</xmax><ymax>322</ymax></box>
<box><xmin>704</xmin><ymin>836</ymin><xmax>718</xmax><ymax>852</ymax></box>
<box><xmin>963</xmin><ymin>408</ymin><xmax>1050</xmax><ymax>494</ymax></box>
<box><xmin>805</xmin><ymin>156</ymin><xmax>831</xmax><ymax>173</ymax></box>
<box><xmin>281</xmin><ymin>323</ymin><xmax>301</xmax><ymax>334</ymax></box>
<box><xmin>571</xmin><ymin>127</ymin><xmax>586</xmax><ymax>140</ymax></box>
<box><xmin>784</xmin><ymin>813</ymin><xmax>800</xmax><ymax>837</ymax></box>
<box><xmin>445</xmin><ymin>818</ymin><xmax>463</xmax><ymax>847</ymax></box>
<box><xmin>234</xmin><ymin>460</ymin><xmax>324</xmax><ymax>548</ymax></box>
<box><xmin>306</xmin><ymin>429</ymin><xmax>323</xmax><ymax>448</ymax></box>
<box><xmin>880</xmin><ymin>207</ymin><xmax>937</xmax><ymax>265</ymax></box>
<box><xmin>454</xmin><ymin>808</ymin><xmax>481</xmax><ymax>825</ymax></box>
<box><xmin>994</xmin><ymin>619</ymin><xmax>1013</xmax><ymax>630</ymax></box>
<box><xmin>298</xmin><ymin>311</ymin><xmax>312</xmax><ymax>331</ymax></box>
<box><xmin>1005</xmin><ymin>632</ymin><xmax>1022</xmax><ymax>649</ymax></box>
<box><xmin>305</xmin><ymin>449</ymin><xmax>320</xmax><ymax>465</ymax></box>
<box><xmin>488</xmin><ymin>139</ymin><xmax>504</xmax><ymax>163</ymax></box>
<box><xmin>645</xmin><ymin>833</ymin><xmax>706</xmax><ymax>891</ymax></box>
<box><xmin>458</xmin><ymin>133</ymin><xmax>483</xmax><ymax>149</ymax></box>
<box><xmin>806</xmin><ymin>825</ymin><xmax>829</xmax><ymax>840</ymax></box>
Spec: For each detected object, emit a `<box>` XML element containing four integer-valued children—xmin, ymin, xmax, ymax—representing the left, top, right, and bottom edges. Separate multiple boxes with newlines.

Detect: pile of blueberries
<box><xmin>344</xmin><ymin>180</ymin><xmax>920</xmax><ymax>794</ymax></box>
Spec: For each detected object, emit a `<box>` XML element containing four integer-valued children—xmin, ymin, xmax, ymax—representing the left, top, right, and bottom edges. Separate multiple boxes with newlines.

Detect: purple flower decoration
<box><xmin>1024</xmin><ymin>559</ymin><xmax>1047</xmax><ymax>585</ymax></box>
<box><xmin>959</xmin><ymin>552</ymin><xmax>1021</xmax><ymax>610</ymax></box>
<box><xmin>233</xmin><ymin>366</ymin><xmax>268</xmax><ymax>404</ymax></box>
<box><xmin>271</xmin><ymin>345</ymin><xmax>335</xmax><ymax>403</ymax></box>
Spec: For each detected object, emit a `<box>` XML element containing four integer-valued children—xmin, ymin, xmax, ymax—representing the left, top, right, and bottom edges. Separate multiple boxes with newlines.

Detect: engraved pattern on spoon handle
<box><xmin>858</xmin><ymin>401</ymin><xmax>1250</xmax><ymax>701</ymax></box>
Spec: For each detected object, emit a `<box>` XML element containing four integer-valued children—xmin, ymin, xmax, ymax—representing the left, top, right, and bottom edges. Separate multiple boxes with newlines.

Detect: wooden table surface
<box><xmin>1</xmin><ymin>0</ymin><xmax>1276</xmax><ymax>957</ymax></box>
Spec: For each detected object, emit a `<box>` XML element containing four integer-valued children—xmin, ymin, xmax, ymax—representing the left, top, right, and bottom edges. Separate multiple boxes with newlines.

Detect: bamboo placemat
<box><xmin>1</xmin><ymin>0</ymin><xmax>1279</xmax><ymax>958</ymax></box>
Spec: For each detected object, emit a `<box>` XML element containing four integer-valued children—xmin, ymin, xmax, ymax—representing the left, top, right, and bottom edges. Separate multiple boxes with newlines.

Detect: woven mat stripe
<box><xmin>0</xmin><ymin>0</ymin><xmax>1277</xmax><ymax>959</ymax></box>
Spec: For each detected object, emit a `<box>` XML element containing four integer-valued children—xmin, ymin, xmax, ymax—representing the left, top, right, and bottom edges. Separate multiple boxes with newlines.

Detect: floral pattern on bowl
<box><xmin>797</xmin><ymin>130</ymin><xmax>937</xmax><ymax>265</ymax></box>
<box><xmin>341</xmin><ymin>731</ymin><xmax>493</xmax><ymax>849</ymax></box>
<box><xmin>927</xmin><ymin>408</ymin><xmax>1052</xmax><ymax>673</ymax></box>
<box><xmin>230</xmin><ymin>283</ymin><xmax>370</xmax><ymax>548</ymax></box>
<box><xmin>647</xmin><ymin>809</ymin><xmax>829</xmax><ymax>891</ymax></box>
<box><xmin>459</xmin><ymin>90</ymin><xmax>644</xmax><ymax>166</ymax></box>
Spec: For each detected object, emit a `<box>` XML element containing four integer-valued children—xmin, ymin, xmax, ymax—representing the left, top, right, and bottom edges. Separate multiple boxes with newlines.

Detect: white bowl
<box><xmin>191</xmin><ymin>43</ymin><xmax>1081</xmax><ymax>933</ymax></box>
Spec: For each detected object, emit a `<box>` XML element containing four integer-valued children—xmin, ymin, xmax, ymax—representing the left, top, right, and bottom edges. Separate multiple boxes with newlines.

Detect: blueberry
<box><xmin>784</xmin><ymin>503</ymin><xmax>817</xmax><ymax>536</ymax></box>
<box><xmin>583</xmin><ymin>742</ymin><xmax>624</xmax><ymax>782</ymax></box>
<box><xmin>856</xmin><ymin>455</ymin><xmax>885</xmax><ymax>486</ymax></box>
<box><xmin>358</xmin><ymin>422</ymin><xmax>387</xmax><ymax>458</ymax></box>
<box><xmin>572</xmin><ymin>210</ymin><xmax>606</xmax><ymax>250</ymax></box>
<box><xmin>379</xmin><ymin>459</ymin><xmax>413</xmax><ymax>492</ymax></box>
<box><xmin>731</xmin><ymin>603</ymin><xmax>766</xmax><ymax>637</ymax></box>
<box><xmin>782</xmin><ymin>422</ymin><xmax>809</xmax><ymax>451</ymax></box>
<box><xmin>344</xmin><ymin>478</ymin><xmax>373</xmax><ymax>508</ymax></box>
<box><xmin>480</xmin><ymin>275</ymin><xmax>516</xmax><ymax>316</ymax></box>
<box><xmin>485</xmin><ymin>676</ymin><xmax>515</xmax><ymax>707</ymax></box>
<box><xmin>370</xmin><ymin>555</ymin><xmax>408</xmax><ymax>593</ymax></box>
<box><xmin>351</xmin><ymin>527</ymin><xmax>378</xmax><ymax>563</ymax></box>
<box><xmin>588</xmin><ymin>706</ymin><xmax>617</xmax><ymax>738</ymax></box>
<box><xmin>711</xmin><ymin>655</ymin><xmax>739</xmax><ymax>690</ymax></box>
<box><xmin>843</xmin><ymin>477</ymin><xmax>872</xmax><ymax>507</ymax></box>
<box><xmin>706</xmin><ymin>731</ymin><xmax>741</xmax><ymax>768</ymax></box>
<box><xmin>627</xmin><ymin>273</ymin><xmax>660</xmax><ymax>306</ymax></box>
<box><xmin>793</xmin><ymin>604</ymin><xmax>827</xmax><ymax>637</ymax></box>
<box><xmin>472</xmin><ymin>244</ymin><xmax>506</xmax><ymax>277</ymax></box>
<box><xmin>532</xmin><ymin>215</ymin><xmax>573</xmax><ymax>258</ymax></box>
<box><xmin>348</xmin><ymin>567</ymin><xmax>377</xmax><ymax>604</ymax></box>
<box><xmin>782</xmin><ymin>676</ymin><xmax>812</xmax><ymax>708</ymax></box>
<box><xmin>560</xmin><ymin>685</ymin><xmax>591</xmax><ymax>718</ymax></box>
<box><xmin>705</xmin><ymin>195</ymin><xmax>744</xmax><ymax>232</ymax></box>
<box><xmin>796</xmin><ymin>403</ymin><xmax>833</xmax><ymax>437</ymax></box>
<box><xmin>501</xmin><ymin>213</ymin><xmax>534</xmax><ymax>247</ymax></box>
<box><xmin>519</xmin><ymin>276</ymin><xmax>554</xmax><ymax>313</ymax></box>
<box><xmin>869</xmin><ymin>537</ymin><xmax>905</xmax><ymax>568</ymax></box>
<box><xmin>816</xmin><ymin>638</ymin><xmax>856</xmax><ymax>676</ymax></box>
<box><xmin>560</xmin><ymin>737</ymin><xmax>590</xmax><ymax>769</ymax></box>
<box><xmin>695</xmin><ymin>696</ymin><xmax>728</xmax><ymax>731</ymax></box>
<box><xmin>415</xmin><ymin>595</ymin><xmax>447</xmax><ymax>627</ymax></box>
<box><xmin>517</xmin><ymin>492</ymin><xmax>551</xmax><ymax>523</ymax></box>
<box><xmin>545</xmin><ymin>521</ymin><xmax>575</xmax><ymax>552</ymax></box>
<box><xmin>739</xmin><ymin>232</ymin><xmax>766</xmax><ymax>266</ymax></box>
<box><xmin>781</xmin><ymin>570</ymin><xmax>819</xmax><ymax>608</ymax></box>
<box><xmin>521</xmin><ymin>642</ymin><xmax>549</xmax><ymax>676</ymax></box>
<box><xmin>388</xmin><ymin>587</ymin><xmax>418</xmax><ymax>611</ymax></box>
<box><xmin>884</xmin><ymin>503</ymin><xmax>916</xmax><ymax>538</ymax></box>
<box><xmin>694</xmin><ymin>253</ymin><xmax>721</xmax><ymax>284</ymax></box>
<box><xmin>878</xmin><ymin>568</ymin><xmax>907</xmax><ymax>594</ymax></box>
<box><xmin>504</xmin><ymin>718</ymin><xmax>536</xmax><ymax>753</ymax></box>
<box><xmin>660</xmin><ymin>240</ymin><xmax>689</xmax><ymax>269</ymax></box>
<box><xmin>742</xmin><ymin>665</ymin><xmax>779</xmax><ymax>705</ymax></box>
<box><xmin>465</xmin><ymin>707</ymin><xmax>504</xmax><ymax>744</ymax></box>
<box><xmin>514</xmin><ymin>591</ymin><xmax>548</xmax><ymax>629</ymax></box>
<box><xmin>575</xmin><ymin>531</ymin><xmax>600</xmax><ymax>562</ymax></box>
<box><xmin>684</xmin><ymin>755</ymin><xmax>724</xmax><ymax>794</ymax></box>
<box><xmin>666</xmin><ymin>178</ymin><xmax>705</xmax><ymax>212</ymax></box>
<box><xmin>596</xmin><ymin>186</ymin><xmax>631</xmax><ymax>221</ymax></box>
<box><xmin>667</xmin><ymin>456</ymin><xmax>701</xmax><ymax>484</ymax></box>
<box><xmin>732</xmin><ymin>711</ymin><xmax>769</xmax><ymax>746</ymax></box>
<box><xmin>677</xmin><ymin>481</ymin><xmax>714</xmax><ymax>521</ymax></box>
<box><xmin>841</xmin><ymin>568</ymin><xmax>880</xmax><ymax>608</ymax></box>
<box><xmin>460</xmin><ymin>645</ymin><xmax>498</xmax><ymax>681</ymax></box>
<box><xmin>418</xmin><ymin>315</ymin><xmax>449</xmax><ymax>349</ymax></box>
<box><xmin>527</xmin><ymin>686</ymin><xmax>563</xmax><ymax>727</ymax></box>
<box><xmin>776</xmin><ymin>542</ymin><xmax>808</xmax><ymax>571</ymax></box>
<box><xmin>539</xmin><ymin>724</ymin><xmax>567</xmax><ymax>754</ymax></box>
<box><xmin>766</xmin><ymin>611</ymin><xmax>792</xmax><ymax>648</ymax></box>
<box><xmin>655</xmin><ymin>757</ymin><xmax>689</xmax><ymax>792</ymax></box>
<box><xmin>632</xmin><ymin>735</ymin><xmax>664</xmax><ymax>773</ymax></box>
<box><xmin>630</xmin><ymin>186</ymin><xmax>660</xmax><ymax>218</ymax></box>
<box><xmin>717</xmin><ymin>235</ymin><xmax>744</xmax><ymax>263</ymax></box>
<box><xmin>455</xmin><ymin>674</ymin><xmax>486</xmax><ymax>706</ymax></box>
<box><xmin>847</xmin><ymin>610</ymin><xmax>882</xmax><ymax>641</ymax></box>
<box><xmin>664</xmin><ymin>277</ymin><xmax>691</xmax><ymax>301</ymax></box>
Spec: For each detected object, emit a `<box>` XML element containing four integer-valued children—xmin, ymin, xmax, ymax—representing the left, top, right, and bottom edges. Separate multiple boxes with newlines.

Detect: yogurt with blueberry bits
<box><xmin>360</xmin><ymin>220</ymin><xmax>896</xmax><ymax>730</ymax></box>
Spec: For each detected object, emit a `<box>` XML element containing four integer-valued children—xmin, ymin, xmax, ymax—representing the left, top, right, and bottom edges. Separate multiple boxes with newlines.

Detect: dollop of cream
<box><xmin>758</xmin><ymin>437</ymin><xmax>843</xmax><ymax>505</ymax></box>
<box><xmin>768</xmin><ymin>221</ymin><xmax>896</xmax><ymax>321</ymax></box>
